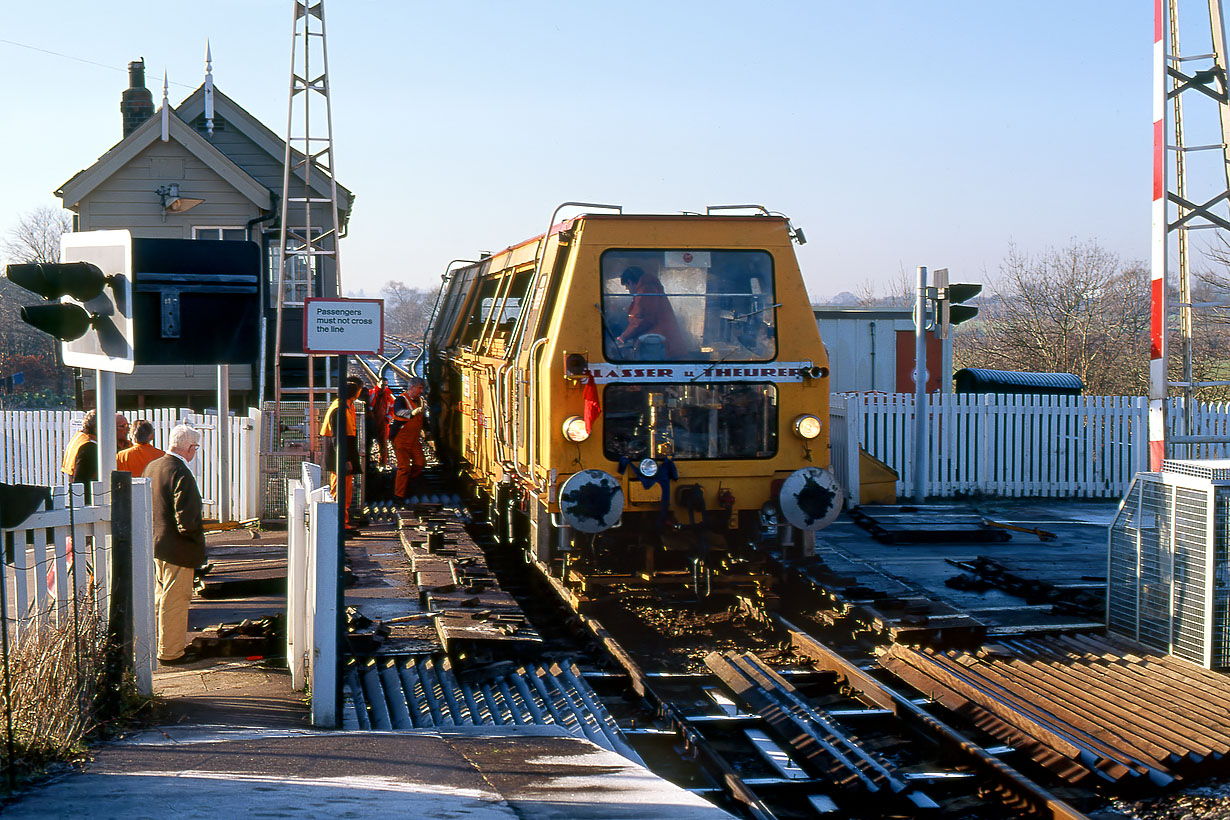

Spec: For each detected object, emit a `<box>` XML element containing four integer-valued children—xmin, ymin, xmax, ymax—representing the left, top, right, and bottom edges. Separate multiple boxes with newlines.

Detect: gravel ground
<box><xmin>591</xmin><ymin>594</ymin><xmax>804</xmax><ymax>673</ymax></box>
<box><xmin>1099</xmin><ymin>782</ymin><xmax>1230</xmax><ymax>820</ymax></box>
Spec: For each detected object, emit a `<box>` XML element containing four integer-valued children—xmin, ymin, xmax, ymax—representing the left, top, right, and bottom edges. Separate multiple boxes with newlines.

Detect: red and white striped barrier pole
<box><xmin>1149</xmin><ymin>0</ymin><xmax>1168</xmax><ymax>471</ymax></box>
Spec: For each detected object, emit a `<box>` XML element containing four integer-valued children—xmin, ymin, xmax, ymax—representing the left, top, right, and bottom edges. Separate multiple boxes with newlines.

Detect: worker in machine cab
<box><xmin>321</xmin><ymin>378</ymin><xmax>363</xmax><ymax>536</ymax></box>
<box><xmin>116</xmin><ymin>419</ymin><xmax>165</xmax><ymax>477</ymax></box>
<box><xmin>615</xmin><ymin>266</ymin><xmax>685</xmax><ymax>359</ymax></box>
<box><xmin>391</xmin><ymin>378</ymin><xmax>427</xmax><ymax>504</ymax></box>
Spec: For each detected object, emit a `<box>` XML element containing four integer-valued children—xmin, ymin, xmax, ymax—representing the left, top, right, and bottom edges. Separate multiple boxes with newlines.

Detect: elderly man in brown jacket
<box><xmin>146</xmin><ymin>424</ymin><xmax>206</xmax><ymax>665</ymax></box>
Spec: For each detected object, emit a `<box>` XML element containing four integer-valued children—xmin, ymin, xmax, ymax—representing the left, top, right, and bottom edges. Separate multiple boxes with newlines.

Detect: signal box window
<box><xmin>268</xmin><ymin>228</ymin><xmax>323</xmax><ymax>305</ymax></box>
<box><xmin>602</xmin><ymin>382</ymin><xmax>778</xmax><ymax>461</ymax></box>
<box><xmin>600</xmin><ymin>250</ymin><xmax>776</xmax><ymax>363</ymax></box>
<box><xmin>194</xmin><ymin>227</ymin><xmax>246</xmax><ymax>241</ymax></box>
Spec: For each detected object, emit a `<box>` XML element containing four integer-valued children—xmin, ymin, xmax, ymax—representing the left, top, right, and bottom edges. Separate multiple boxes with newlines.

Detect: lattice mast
<box><xmin>274</xmin><ymin>0</ymin><xmax>344</xmax><ymax>428</ymax></box>
<box><xmin>1150</xmin><ymin>0</ymin><xmax>1230</xmax><ymax>468</ymax></box>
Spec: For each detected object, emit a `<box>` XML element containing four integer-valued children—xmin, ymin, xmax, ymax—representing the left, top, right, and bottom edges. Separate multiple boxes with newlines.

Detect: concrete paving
<box><xmin>3</xmin><ymin>727</ymin><xmax>732</xmax><ymax>819</ymax></box>
<box><xmin>818</xmin><ymin>498</ymin><xmax>1119</xmax><ymax>632</ymax></box>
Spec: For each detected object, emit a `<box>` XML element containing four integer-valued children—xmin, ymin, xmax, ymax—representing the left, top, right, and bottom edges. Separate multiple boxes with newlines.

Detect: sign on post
<box><xmin>302</xmin><ymin>298</ymin><xmax>383</xmax><ymax>354</ymax></box>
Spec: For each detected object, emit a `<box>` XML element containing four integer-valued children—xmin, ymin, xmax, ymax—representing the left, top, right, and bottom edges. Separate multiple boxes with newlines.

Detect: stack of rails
<box><xmin>879</xmin><ymin>633</ymin><xmax>1230</xmax><ymax>787</ymax></box>
<box><xmin>706</xmin><ymin>650</ymin><xmax>940</xmax><ymax>813</ymax></box>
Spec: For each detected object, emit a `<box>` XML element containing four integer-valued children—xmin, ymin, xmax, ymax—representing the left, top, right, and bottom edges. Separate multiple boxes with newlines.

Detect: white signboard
<box><xmin>61</xmin><ymin>230</ymin><xmax>135</xmax><ymax>373</ymax></box>
<box><xmin>303</xmin><ymin>298</ymin><xmax>383</xmax><ymax>354</ymax></box>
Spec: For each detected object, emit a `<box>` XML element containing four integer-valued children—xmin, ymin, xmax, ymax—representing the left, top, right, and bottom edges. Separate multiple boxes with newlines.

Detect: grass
<box><xmin>0</xmin><ymin>608</ymin><xmax>149</xmax><ymax>792</ymax></box>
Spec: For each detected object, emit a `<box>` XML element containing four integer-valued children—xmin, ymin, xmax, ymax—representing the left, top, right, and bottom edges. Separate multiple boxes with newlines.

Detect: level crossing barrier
<box><xmin>0</xmin><ymin>408</ymin><xmax>261</xmax><ymax>522</ymax></box>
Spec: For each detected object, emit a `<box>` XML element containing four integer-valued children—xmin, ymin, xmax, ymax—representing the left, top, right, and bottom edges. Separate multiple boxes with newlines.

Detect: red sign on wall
<box><xmin>894</xmin><ymin>330</ymin><xmax>942</xmax><ymax>393</ymax></box>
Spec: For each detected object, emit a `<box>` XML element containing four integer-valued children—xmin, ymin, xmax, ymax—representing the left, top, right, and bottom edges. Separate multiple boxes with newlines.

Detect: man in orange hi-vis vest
<box><xmin>62</xmin><ymin>410</ymin><xmax>99</xmax><ymax>502</ymax></box>
<box><xmin>321</xmin><ymin>378</ymin><xmax>362</xmax><ymax>535</ymax></box>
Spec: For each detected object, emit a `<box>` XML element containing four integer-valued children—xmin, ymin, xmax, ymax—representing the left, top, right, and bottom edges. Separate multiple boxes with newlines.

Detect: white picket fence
<box><xmin>831</xmin><ymin>393</ymin><xmax>1154</xmax><ymax>502</ymax></box>
<box><xmin>1</xmin><ymin>480</ymin><xmax>155</xmax><ymax>696</ymax></box>
<box><xmin>285</xmin><ymin>461</ymin><xmax>339</xmax><ymax>728</ymax></box>
<box><xmin>0</xmin><ymin>408</ymin><xmax>262</xmax><ymax>522</ymax></box>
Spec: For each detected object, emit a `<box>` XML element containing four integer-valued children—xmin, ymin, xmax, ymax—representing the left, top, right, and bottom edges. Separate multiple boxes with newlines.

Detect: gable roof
<box><xmin>56</xmin><ymin>109</ymin><xmax>273</xmax><ymax>211</ymax></box>
<box><xmin>177</xmin><ymin>84</ymin><xmax>354</xmax><ymax>213</ymax></box>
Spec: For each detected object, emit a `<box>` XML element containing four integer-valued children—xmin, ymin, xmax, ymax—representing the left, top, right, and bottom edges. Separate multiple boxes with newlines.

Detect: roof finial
<box><xmin>160</xmin><ymin>70</ymin><xmax>169</xmax><ymax>142</ymax></box>
<box><xmin>204</xmin><ymin>40</ymin><xmax>214</xmax><ymax>137</ymax></box>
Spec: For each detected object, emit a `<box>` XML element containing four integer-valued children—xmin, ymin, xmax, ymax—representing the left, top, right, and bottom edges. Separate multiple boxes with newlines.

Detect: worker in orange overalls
<box><xmin>391</xmin><ymin>378</ymin><xmax>427</xmax><ymax>503</ymax></box>
<box><xmin>370</xmin><ymin>377</ymin><xmax>394</xmax><ymax>468</ymax></box>
<box><xmin>321</xmin><ymin>378</ymin><xmax>362</xmax><ymax>534</ymax></box>
<box><xmin>116</xmin><ymin>419</ymin><xmax>165</xmax><ymax>477</ymax></box>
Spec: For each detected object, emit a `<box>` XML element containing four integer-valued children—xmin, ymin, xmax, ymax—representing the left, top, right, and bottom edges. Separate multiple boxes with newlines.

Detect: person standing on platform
<box><xmin>146</xmin><ymin>424</ymin><xmax>205</xmax><ymax>666</ymax></box>
<box><xmin>62</xmin><ymin>410</ymin><xmax>99</xmax><ymax>503</ymax></box>
<box><xmin>117</xmin><ymin>419</ymin><xmax>165</xmax><ymax>477</ymax></box>
<box><xmin>391</xmin><ymin>378</ymin><xmax>427</xmax><ymax>503</ymax></box>
<box><xmin>116</xmin><ymin>414</ymin><xmax>131</xmax><ymax>451</ymax></box>
<box><xmin>321</xmin><ymin>378</ymin><xmax>362</xmax><ymax>536</ymax></box>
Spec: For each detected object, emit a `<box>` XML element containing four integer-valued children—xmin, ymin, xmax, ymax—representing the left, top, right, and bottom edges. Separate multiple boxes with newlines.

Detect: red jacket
<box><xmin>619</xmin><ymin>273</ymin><xmax>685</xmax><ymax>357</ymax></box>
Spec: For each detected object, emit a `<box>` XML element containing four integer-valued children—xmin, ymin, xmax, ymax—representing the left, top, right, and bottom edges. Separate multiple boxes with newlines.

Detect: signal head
<box><xmin>19</xmin><ymin>303</ymin><xmax>94</xmax><ymax>341</ymax></box>
<box><xmin>6</xmin><ymin>261</ymin><xmax>108</xmax><ymax>302</ymax></box>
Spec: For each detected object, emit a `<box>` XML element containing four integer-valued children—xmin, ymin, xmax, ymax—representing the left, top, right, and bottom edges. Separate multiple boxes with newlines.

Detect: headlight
<box><xmin>638</xmin><ymin>458</ymin><xmax>658</xmax><ymax>478</ymax></box>
<box><xmin>793</xmin><ymin>414</ymin><xmax>822</xmax><ymax>440</ymax></box>
<box><xmin>562</xmin><ymin>415</ymin><xmax>590</xmax><ymax>442</ymax></box>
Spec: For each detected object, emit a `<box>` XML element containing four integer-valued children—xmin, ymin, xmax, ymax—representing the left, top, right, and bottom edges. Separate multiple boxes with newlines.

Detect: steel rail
<box><xmin>774</xmin><ymin>615</ymin><xmax>1091</xmax><ymax>820</ymax></box>
<box><xmin>534</xmin><ymin>568</ymin><xmax>777</xmax><ymax>820</ymax></box>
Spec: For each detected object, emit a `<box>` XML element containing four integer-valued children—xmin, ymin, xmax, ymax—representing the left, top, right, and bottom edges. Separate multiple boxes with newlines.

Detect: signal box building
<box><xmin>54</xmin><ymin>58</ymin><xmax>352</xmax><ymax>409</ymax></box>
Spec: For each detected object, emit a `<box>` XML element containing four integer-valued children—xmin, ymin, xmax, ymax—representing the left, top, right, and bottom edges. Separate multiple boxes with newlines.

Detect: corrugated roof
<box><xmin>954</xmin><ymin>368</ymin><xmax>1084</xmax><ymax>395</ymax></box>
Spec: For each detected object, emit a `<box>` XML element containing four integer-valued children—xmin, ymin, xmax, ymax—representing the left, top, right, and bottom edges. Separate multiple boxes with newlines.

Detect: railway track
<box><xmin>353</xmin><ymin>337</ymin><xmax>422</xmax><ymax>390</ymax></box>
<box><xmin>352</xmin><ymin>481</ymin><xmax>1230</xmax><ymax>817</ymax></box>
<box><xmin>457</xmin><ymin>508</ymin><xmax>1094</xmax><ymax>820</ymax></box>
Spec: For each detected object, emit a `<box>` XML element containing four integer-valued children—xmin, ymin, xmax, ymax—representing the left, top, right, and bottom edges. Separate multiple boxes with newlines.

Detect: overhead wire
<box><xmin>0</xmin><ymin>37</ymin><xmax>198</xmax><ymax>89</ymax></box>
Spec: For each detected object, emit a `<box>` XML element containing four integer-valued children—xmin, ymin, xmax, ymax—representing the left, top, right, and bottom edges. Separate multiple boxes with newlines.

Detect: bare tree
<box><xmin>382</xmin><ymin>282</ymin><xmax>437</xmax><ymax>344</ymax></box>
<box><xmin>850</xmin><ymin>268</ymin><xmax>914</xmax><ymax>307</ymax></box>
<box><xmin>0</xmin><ymin>207</ymin><xmax>74</xmax><ymax>403</ymax></box>
<box><xmin>956</xmin><ymin>240</ymin><xmax>1150</xmax><ymax>395</ymax></box>
<box><xmin>1</xmin><ymin>206</ymin><xmax>72</xmax><ymax>265</ymax></box>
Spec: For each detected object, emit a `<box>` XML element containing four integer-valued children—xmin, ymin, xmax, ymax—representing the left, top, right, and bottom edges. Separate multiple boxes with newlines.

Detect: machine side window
<box><xmin>476</xmin><ymin>270</ymin><xmax>532</xmax><ymax>357</ymax></box>
<box><xmin>459</xmin><ymin>277</ymin><xmax>500</xmax><ymax>348</ymax></box>
<box><xmin>432</xmin><ymin>265</ymin><xmax>483</xmax><ymax>349</ymax></box>
<box><xmin>602</xmin><ymin>382</ymin><xmax>778</xmax><ymax>461</ymax></box>
<box><xmin>600</xmin><ymin>250</ymin><xmax>777</xmax><ymax>363</ymax></box>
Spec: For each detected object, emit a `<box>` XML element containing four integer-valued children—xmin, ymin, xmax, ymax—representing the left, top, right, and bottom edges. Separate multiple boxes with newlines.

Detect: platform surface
<box><xmin>2</xmin><ymin>727</ymin><xmax>734</xmax><ymax>819</ymax></box>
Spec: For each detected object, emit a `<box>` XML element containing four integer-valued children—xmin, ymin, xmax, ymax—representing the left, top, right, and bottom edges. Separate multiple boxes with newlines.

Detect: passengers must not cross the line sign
<box><xmin>303</xmin><ymin>297</ymin><xmax>384</xmax><ymax>354</ymax></box>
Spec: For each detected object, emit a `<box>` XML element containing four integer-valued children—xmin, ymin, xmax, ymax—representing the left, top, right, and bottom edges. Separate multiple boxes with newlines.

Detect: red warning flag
<box><xmin>583</xmin><ymin>374</ymin><xmax>602</xmax><ymax>433</ymax></box>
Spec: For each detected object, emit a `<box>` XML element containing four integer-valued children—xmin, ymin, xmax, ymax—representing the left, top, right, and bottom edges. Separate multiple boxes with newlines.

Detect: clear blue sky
<box><xmin>0</xmin><ymin>2</ymin><xmax>1162</xmax><ymax>301</ymax></box>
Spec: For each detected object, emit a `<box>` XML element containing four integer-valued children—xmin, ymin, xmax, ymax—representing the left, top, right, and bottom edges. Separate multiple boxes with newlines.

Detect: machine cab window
<box><xmin>600</xmin><ymin>250</ymin><xmax>777</xmax><ymax>363</ymax></box>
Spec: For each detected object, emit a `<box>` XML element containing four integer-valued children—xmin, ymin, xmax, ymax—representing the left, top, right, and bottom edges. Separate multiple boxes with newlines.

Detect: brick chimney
<box><xmin>120</xmin><ymin>59</ymin><xmax>155</xmax><ymax>137</ymax></box>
